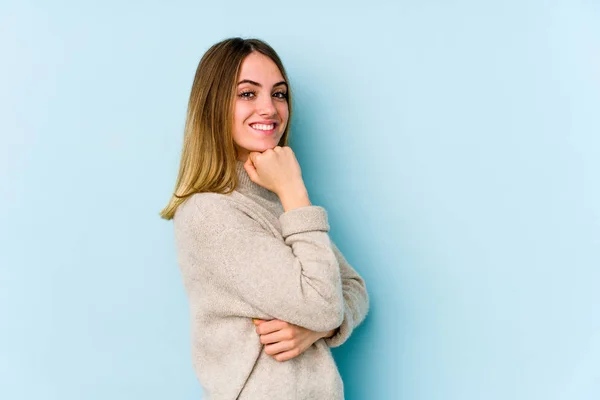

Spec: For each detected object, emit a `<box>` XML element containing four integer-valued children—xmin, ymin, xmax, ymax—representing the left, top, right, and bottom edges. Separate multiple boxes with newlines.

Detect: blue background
<box><xmin>1</xmin><ymin>1</ymin><xmax>599</xmax><ymax>399</ymax></box>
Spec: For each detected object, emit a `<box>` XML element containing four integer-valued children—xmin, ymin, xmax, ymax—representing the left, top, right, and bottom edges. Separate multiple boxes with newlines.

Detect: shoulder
<box><xmin>173</xmin><ymin>191</ymin><xmax>263</xmax><ymax>232</ymax></box>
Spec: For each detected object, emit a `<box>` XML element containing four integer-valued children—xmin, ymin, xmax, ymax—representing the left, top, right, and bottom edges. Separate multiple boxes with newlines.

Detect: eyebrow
<box><xmin>237</xmin><ymin>79</ymin><xmax>288</xmax><ymax>88</ymax></box>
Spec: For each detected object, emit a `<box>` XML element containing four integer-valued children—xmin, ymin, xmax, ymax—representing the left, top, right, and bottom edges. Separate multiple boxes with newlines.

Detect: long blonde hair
<box><xmin>160</xmin><ymin>38</ymin><xmax>293</xmax><ymax>220</ymax></box>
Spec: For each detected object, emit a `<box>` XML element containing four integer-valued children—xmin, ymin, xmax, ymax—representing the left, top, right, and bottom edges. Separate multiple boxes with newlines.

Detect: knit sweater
<box><xmin>173</xmin><ymin>160</ymin><xmax>370</xmax><ymax>400</ymax></box>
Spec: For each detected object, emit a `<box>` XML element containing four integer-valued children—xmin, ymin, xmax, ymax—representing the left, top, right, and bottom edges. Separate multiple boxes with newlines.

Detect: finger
<box><xmin>249</xmin><ymin>152</ymin><xmax>262</xmax><ymax>164</ymax></box>
<box><xmin>244</xmin><ymin>157</ymin><xmax>259</xmax><ymax>181</ymax></box>
<box><xmin>255</xmin><ymin>319</ymin><xmax>287</xmax><ymax>335</ymax></box>
<box><xmin>259</xmin><ymin>329</ymin><xmax>293</xmax><ymax>345</ymax></box>
<box><xmin>263</xmin><ymin>340</ymin><xmax>294</xmax><ymax>356</ymax></box>
<box><xmin>245</xmin><ymin>155</ymin><xmax>256</xmax><ymax>169</ymax></box>
<box><xmin>273</xmin><ymin>348</ymin><xmax>302</xmax><ymax>362</ymax></box>
<box><xmin>252</xmin><ymin>318</ymin><xmax>265</xmax><ymax>325</ymax></box>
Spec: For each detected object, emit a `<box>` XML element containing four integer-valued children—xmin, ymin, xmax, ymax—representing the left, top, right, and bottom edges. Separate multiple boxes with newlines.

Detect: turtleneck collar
<box><xmin>234</xmin><ymin>160</ymin><xmax>281</xmax><ymax>206</ymax></box>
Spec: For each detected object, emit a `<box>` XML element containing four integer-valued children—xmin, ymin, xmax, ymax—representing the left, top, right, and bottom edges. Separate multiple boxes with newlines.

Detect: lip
<box><xmin>250</xmin><ymin>120</ymin><xmax>278</xmax><ymax>125</ymax></box>
<box><xmin>249</xmin><ymin>121</ymin><xmax>278</xmax><ymax>136</ymax></box>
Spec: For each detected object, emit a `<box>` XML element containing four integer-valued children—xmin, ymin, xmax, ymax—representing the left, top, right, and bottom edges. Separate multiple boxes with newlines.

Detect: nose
<box><xmin>256</xmin><ymin>95</ymin><xmax>277</xmax><ymax>117</ymax></box>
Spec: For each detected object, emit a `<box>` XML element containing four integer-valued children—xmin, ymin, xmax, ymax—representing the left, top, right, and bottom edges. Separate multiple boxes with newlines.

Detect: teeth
<box><xmin>251</xmin><ymin>123</ymin><xmax>274</xmax><ymax>131</ymax></box>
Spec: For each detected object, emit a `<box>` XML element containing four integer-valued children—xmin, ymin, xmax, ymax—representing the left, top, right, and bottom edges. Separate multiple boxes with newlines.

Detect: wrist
<box><xmin>278</xmin><ymin>183</ymin><xmax>311</xmax><ymax>212</ymax></box>
<box><xmin>321</xmin><ymin>328</ymin><xmax>337</xmax><ymax>339</ymax></box>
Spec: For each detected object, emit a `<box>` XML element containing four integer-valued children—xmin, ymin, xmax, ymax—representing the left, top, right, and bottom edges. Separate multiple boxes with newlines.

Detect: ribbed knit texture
<box><xmin>173</xmin><ymin>160</ymin><xmax>370</xmax><ymax>400</ymax></box>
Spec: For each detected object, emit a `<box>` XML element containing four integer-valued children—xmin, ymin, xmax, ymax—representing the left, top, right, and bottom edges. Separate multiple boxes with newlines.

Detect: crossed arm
<box><xmin>186</xmin><ymin>197</ymin><xmax>369</xmax><ymax>360</ymax></box>
<box><xmin>254</xmin><ymin>239</ymin><xmax>370</xmax><ymax>361</ymax></box>
<box><xmin>323</xmin><ymin>240</ymin><xmax>370</xmax><ymax>347</ymax></box>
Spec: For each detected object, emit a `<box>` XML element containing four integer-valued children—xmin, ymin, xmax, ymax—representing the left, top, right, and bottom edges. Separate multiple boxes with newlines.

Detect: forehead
<box><xmin>238</xmin><ymin>52</ymin><xmax>284</xmax><ymax>83</ymax></box>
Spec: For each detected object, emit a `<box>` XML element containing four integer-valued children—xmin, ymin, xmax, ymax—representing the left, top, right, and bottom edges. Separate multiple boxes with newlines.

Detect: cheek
<box><xmin>234</xmin><ymin>102</ymin><xmax>252</xmax><ymax>126</ymax></box>
<box><xmin>277</xmin><ymin>103</ymin><xmax>289</xmax><ymax>122</ymax></box>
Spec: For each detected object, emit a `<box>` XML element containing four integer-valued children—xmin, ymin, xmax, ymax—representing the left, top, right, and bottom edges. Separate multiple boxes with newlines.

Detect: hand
<box><xmin>252</xmin><ymin>318</ymin><xmax>336</xmax><ymax>362</ymax></box>
<box><xmin>244</xmin><ymin>146</ymin><xmax>305</xmax><ymax>196</ymax></box>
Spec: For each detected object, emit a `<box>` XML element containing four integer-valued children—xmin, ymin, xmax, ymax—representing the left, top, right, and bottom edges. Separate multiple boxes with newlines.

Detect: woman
<box><xmin>160</xmin><ymin>37</ymin><xmax>369</xmax><ymax>399</ymax></box>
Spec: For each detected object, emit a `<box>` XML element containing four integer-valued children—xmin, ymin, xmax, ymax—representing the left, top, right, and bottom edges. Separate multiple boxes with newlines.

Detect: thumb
<box><xmin>244</xmin><ymin>155</ymin><xmax>259</xmax><ymax>183</ymax></box>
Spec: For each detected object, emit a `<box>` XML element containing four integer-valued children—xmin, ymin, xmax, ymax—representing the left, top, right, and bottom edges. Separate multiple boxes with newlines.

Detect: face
<box><xmin>232</xmin><ymin>52</ymin><xmax>289</xmax><ymax>162</ymax></box>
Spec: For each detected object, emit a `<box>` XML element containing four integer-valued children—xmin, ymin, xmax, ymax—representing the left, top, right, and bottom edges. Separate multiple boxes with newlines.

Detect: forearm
<box><xmin>321</xmin><ymin>328</ymin><xmax>337</xmax><ymax>339</ymax></box>
<box><xmin>186</xmin><ymin>196</ymin><xmax>344</xmax><ymax>333</ymax></box>
<box><xmin>277</xmin><ymin>182</ymin><xmax>311</xmax><ymax>212</ymax></box>
<box><xmin>324</xmin><ymin>241</ymin><xmax>370</xmax><ymax>347</ymax></box>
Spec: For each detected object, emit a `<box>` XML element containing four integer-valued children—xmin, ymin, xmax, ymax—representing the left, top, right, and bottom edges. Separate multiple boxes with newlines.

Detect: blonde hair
<box><xmin>160</xmin><ymin>37</ymin><xmax>293</xmax><ymax>220</ymax></box>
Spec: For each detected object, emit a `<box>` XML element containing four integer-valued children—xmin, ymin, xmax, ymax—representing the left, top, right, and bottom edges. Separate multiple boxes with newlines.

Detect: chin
<box><xmin>238</xmin><ymin>136</ymin><xmax>282</xmax><ymax>154</ymax></box>
<box><xmin>257</xmin><ymin>139</ymin><xmax>281</xmax><ymax>150</ymax></box>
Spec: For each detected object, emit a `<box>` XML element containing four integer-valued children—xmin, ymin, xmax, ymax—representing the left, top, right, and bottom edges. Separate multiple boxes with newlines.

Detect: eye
<box><xmin>238</xmin><ymin>90</ymin><xmax>256</xmax><ymax>99</ymax></box>
<box><xmin>273</xmin><ymin>91</ymin><xmax>288</xmax><ymax>100</ymax></box>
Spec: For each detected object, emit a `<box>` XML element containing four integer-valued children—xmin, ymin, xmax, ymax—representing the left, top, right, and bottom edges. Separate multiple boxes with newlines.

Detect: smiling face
<box><xmin>232</xmin><ymin>52</ymin><xmax>289</xmax><ymax>162</ymax></box>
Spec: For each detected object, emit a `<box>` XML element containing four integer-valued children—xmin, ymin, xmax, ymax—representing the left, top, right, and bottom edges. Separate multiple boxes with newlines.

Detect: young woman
<box><xmin>160</xmin><ymin>37</ymin><xmax>369</xmax><ymax>400</ymax></box>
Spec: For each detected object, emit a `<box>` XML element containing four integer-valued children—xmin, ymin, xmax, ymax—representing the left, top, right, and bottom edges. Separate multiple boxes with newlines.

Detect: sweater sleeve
<box><xmin>324</xmin><ymin>240</ymin><xmax>370</xmax><ymax>348</ymax></box>
<box><xmin>178</xmin><ymin>194</ymin><xmax>344</xmax><ymax>333</ymax></box>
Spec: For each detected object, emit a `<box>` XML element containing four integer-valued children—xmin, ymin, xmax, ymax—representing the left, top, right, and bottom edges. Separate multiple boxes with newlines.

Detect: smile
<box><xmin>250</xmin><ymin>123</ymin><xmax>277</xmax><ymax>135</ymax></box>
<box><xmin>250</xmin><ymin>123</ymin><xmax>275</xmax><ymax>131</ymax></box>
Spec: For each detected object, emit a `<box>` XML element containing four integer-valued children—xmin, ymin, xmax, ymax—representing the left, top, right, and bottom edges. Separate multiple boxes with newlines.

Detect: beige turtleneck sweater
<box><xmin>173</xmin><ymin>160</ymin><xmax>370</xmax><ymax>399</ymax></box>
